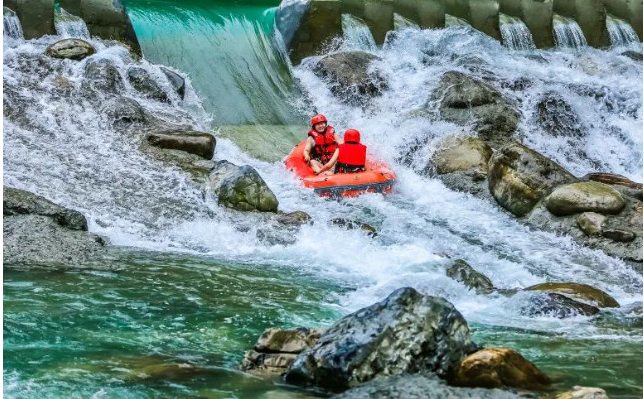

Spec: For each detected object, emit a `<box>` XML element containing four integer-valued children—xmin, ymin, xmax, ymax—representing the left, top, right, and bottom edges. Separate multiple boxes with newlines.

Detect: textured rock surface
<box><xmin>330</xmin><ymin>218</ymin><xmax>377</xmax><ymax>237</ymax></box>
<box><xmin>312</xmin><ymin>51</ymin><xmax>387</xmax><ymax>105</ymax></box>
<box><xmin>432</xmin><ymin>136</ymin><xmax>492</xmax><ymax>175</ymax></box>
<box><xmin>209</xmin><ymin>160</ymin><xmax>279</xmax><ymax>212</ymax></box>
<box><xmin>536</xmin><ymin>92</ymin><xmax>584</xmax><ymax>138</ymax></box>
<box><xmin>519</xmin><ymin>292</ymin><xmax>600</xmax><ymax>318</ymax></box>
<box><xmin>83</xmin><ymin>59</ymin><xmax>125</xmax><ymax>94</ymax></box>
<box><xmin>488</xmin><ymin>143</ymin><xmax>577</xmax><ymax>216</ymax></box>
<box><xmin>45</xmin><ymin>38</ymin><xmax>96</xmax><ymax>60</ymax></box>
<box><xmin>242</xmin><ymin>328</ymin><xmax>322</xmax><ymax>374</ymax></box>
<box><xmin>127</xmin><ymin>67</ymin><xmax>168</xmax><ymax>102</ymax></box>
<box><xmin>446</xmin><ymin>259</ymin><xmax>495</xmax><ymax>294</ymax></box>
<box><xmin>544</xmin><ymin>182</ymin><xmax>626</xmax><ymax>216</ymax></box>
<box><xmin>283</xmin><ymin>287</ymin><xmax>475</xmax><ymax>392</ymax></box>
<box><xmin>576</xmin><ymin>212</ymin><xmax>606</xmax><ymax>236</ymax></box>
<box><xmin>160</xmin><ymin>67</ymin><xmax>185</xmax><ymax>99</ymax></box>
<box><xmin>433</xmin><ymin>72</ymin><xmax>519</xmax><ymax>147</ymax></box>
<box><xmin>146</xmin><ymin>131</ymin><xmax>216</xmax><ymax>160</ymax></box>
<box><xmin>524</xmin><ymin>282</ymin><xmax>619</xmax><ymax>308</ymax></box>
<box><xmin>275</xmin><ymin>211</ymin><xmax>312</xmax><ymax>226</ymax></box>
<box><xmin>333</xmin><ymin>373</ymin><xmax>521</xmax><ymax>399</ymax></box>
<box><xmin>3</xmin><ymin>187</ymin><xmax>108</xmax><ymax>267</ymax></box>
<box><xmin>453</xmin><ymin>347</ymin><xmax>551</xmax><ymax>389</ymax></box>
<box><xmin>554</xmin><ymin>386</ymin><xmax>610</xmax><ymax>399</ymax></box>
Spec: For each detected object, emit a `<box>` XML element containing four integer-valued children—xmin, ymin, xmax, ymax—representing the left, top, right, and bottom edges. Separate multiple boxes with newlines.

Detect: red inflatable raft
<box><xmin>284</xmin><ymin>141</ymin><xmax>396</xmax><ymax>198</ymax></box>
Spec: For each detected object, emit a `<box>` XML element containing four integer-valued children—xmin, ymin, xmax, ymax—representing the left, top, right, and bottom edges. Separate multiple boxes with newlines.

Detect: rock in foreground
<box><xmin>453</xmin><ymin>347</ymin><xmax>551</xmax><ymax>389</ymax></box>
<box><xmin>45</xmin><ymin>38</ymin><xmax>96</xmax><ymax>60</ymax></box>
<box><xmin>146</xmin><ymin>130</ymin><xmax>216</xmax><ymax>160</ymax></box>
<box><xmin>3</xmin><ymin>187</ymin><xmax>108</xmax><ymax>267</ymax></box>
<box><xmin>333</xmin><ymin>372</ymin><xmax>521</xmax><ymax>399</ymax></box>
<box><xmin>544</xmin><ymin>182</ymin><xmax>626</xmax><ymax>216</ymax></box>
<box><xmin>242</xmin><ymin>328</ymin><xmax>322</xmax><ymax>374</ymax></box>
<box><xmin>209</xmin><ymin>160</ymin><xmax>279</xmax><ymax>212</ymax></box>
<box><xmin>283</xmin><ymin>287</ymin><xmax>475</xmax><ymax>392</ymax></box>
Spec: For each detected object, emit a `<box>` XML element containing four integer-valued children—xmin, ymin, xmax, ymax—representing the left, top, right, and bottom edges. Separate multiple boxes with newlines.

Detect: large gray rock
<box><xmin>127</xmin><ymin>67</ymin><xmax>169</xmax><ymax>102</ymax></box>
<box><xmin>103</xmin><ymin>96</ymin><xmax>147</xmax><ymax>126</ymax></box>
<box><xmin>3</xmin><ymin>187</ymin><xmax>108</xmax><ymax>268</ymax></box>
<box><xmin>45</xmin><ymin>38</ymin><xmax>96</xmax><ymax>61</ymax></box>
<box><xmin>488</xmin><ymin>143</ymin><xmax>577</xmax><ymax>217</ymax></box>
<box><xmin>83</xmin><ymin>59</ymin><xmax>125</xmax><ymax>94</ymax></box>
<box><xmin>209</xmin><ymin>160</ymin><xmax>279</xmax><ymax>212</ymax></box>
<box><xmin>146</xmin><ymin>131</ymin><xmax>216</xmax><ymax>160</ymax></box>
<box><xmin>312</xmin><ymin>51</ymin><xmax>387</xmax><ymax>106</ymax></box>
<box><xmin>544</xmin><ymin>182</ymin><xmax>626</xmax><ymax>216</ymax></box>
<box><xmin>433</xmin><ymin>72</ymin><xmax>520</xmax><ymax>148</ymax></box>
<box><xmin>535</xmin><ymin>92</ymin><xmax>584</xmax><ymax>138</ymax></box>
<box><xmin>333</xmin><ymin>373</ymin><xmax>521</xmax><ymax>399</ymax></box>
<box><xmin>283</xmin><ymin>287</ymin><xmax>476</xmax><ymax>392</ymax></box>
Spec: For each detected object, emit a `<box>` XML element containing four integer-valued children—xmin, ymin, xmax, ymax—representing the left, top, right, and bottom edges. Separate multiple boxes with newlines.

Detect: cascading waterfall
<box><xmin>393</xmin><ymin>12</ymin><xmax>420</xmax><ymax>30</ymax></box>
<box><xmin>499</xmin><ymin>13</ymin><xmax>536</xmax><ymax>51</ymax></box>
<box><xmin>445</xmin><ymin>14</ymin><xmax>469</xmax><ymax>27</ymax></box>
<box><xmin>3</xmin><ymin>0</ymin><xmax>643</xmax><ymax>396</ymax></box>
<box><xmin>341</xmin><ymin>14</ymin><xmax>377</xmax><ymax>51</ymax></box>
<box><xmin>3</xmin><ymin>7</ymin><xmax>23</xmax><ymax>40</ymax></box>
<box><xmin>553</xmin><ymin>14</ymin><xmax>587</xmax><ymax>49</ymax></box>
<box><xmin>606</xmin><ymin>14</ymin><xmax>640</xmax><ymax>49</ymax></box>
<box><xmin>54</xmin><ymin>8</ymin><xmax>90</xmax><ymax>39</ymax></box>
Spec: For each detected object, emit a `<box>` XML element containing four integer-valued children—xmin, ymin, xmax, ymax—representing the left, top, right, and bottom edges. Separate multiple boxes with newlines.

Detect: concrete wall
<box><xmin>499</xmin><ymin>0</ymin><xmax>555</xmax><ymax>48</ymax></box>
<box><xmin>60</xmin><ymin>0</ymin><xmax>81</xmax><ymax>16</ymax></box>
<box><xmin>341</xmin><ymin>0</ymin><xmax>393</xmax><ymax>44</ymax></box>
<box><xmin>10</xmin><ymin>0</ymin><xmax>56</xmax><ymax>39</ymax></box>
<box><xmin>446</xmin><ymin>0</ymin><xmax>501</xmax><ymax>41</ymax></box>
<box><xmin>553</xmin><ymin>0</ymin><xmax>610</xmax><ymax>47</ymax></box>
<box><xmin>394</xmin><ymin>0</ymin><xmax>445</xmax><ymax>28</ymax></box>
<box><xmin>604</xmin><ymin>0</ymin><xmax>643</xmax><ymax>40</ymax></box>
<box><xmin>79</xmin><ymin>0</ymin><xmax>142</xmax><ymax>55</ymax></box>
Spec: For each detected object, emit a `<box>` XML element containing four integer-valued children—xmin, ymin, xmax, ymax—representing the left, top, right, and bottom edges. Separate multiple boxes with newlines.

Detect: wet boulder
<box><xmin>433</xmin><ymin>72</ymin><xmax>520</xmax><ymax>148</ymax></box>
<box><xmin>45</xmin><ymin>38</ymin><xmax>96</xmax><ymax>61</ymax></box>
<box><xmin>83</xmin><ymin>58</ymin><xmax>124</xmax><ymax>94</ymax></box>
<box><xmin>330</xmin><ymin>218</ymin><xmax>377</xmax><ymax>237</ymax></box>
<box><xmin>3</xmin><ymin>186</ymin><xmax>108</xmax><ymax>268</ymax></box>
<box><xmin>127</xmin><ymin>67</ymin><xmax>169</xmax><ymax>102</ymax></box>
<box><xmin>333</xmin><ymin>372</ymin><xmax>522</xmax><ymax>399</ymax></box>
<box><xmin>103</xmin><ymin>97</ymin><xmax>147</xmax><ymax>126</ymax></box>
<box><xmin>519</xmin><ymin>292</ymin><xmax>600</xmax><ymax>318</ymax></box>
<box><xmin>524</xmin><ymin>282</ymin><xmax>619</xmax><ymax>308</ymax></box>
<box><xmin>275</xmin><ymin>210</ymin><xmax>312</xmax><ymax>226</ymax></box>
<box><xmin>160</xmin><ymin>67</ymin><xmax>185</xmax><ymax>99</ymax></box>
<box><xmin>242</xmin><ymin>328</ymin><xmax>322</xmax><ymax>374</ymax></box>
<box><xmin>576</xmin><ymin>212</ymin><xmax>606</xmax><ymax>236</ymax></box>
<box><xmin>555</xmin><ymin>386</ymin><xmax>610</xmax><ymax>399</ymax></box>
<box><xmin>582</xmin><ymin>172</ymin><xmax>643</xmax><ymax>201</ymax></box>
<box><xmin>535</xmin><ymin>92</ymin><xmax>584</xmax><ymax>138</ymax></box>
<box><xmin>312</xmin><ymin>51</ymin><xmax>387</xmax><ymax>106</ymax></box>
<box><xmin>429</xmin><ymin>136</ymin><xmax>493</xmax><ymax>198</ymax></box>
<box><xmin>283</xmin><ymin>287</ymin><xmax>476</xmax><ymax>392</ymax></box>
<box><xmin>446</xmin><ymin>259</ymin><xmax>495</xmax><ymax>294</ymax></box>
<box><xmin>452</xmin><ymin>347</ymin><xmax>551</xmax><ymax>389</ymax></box>
<box><xmin>209</xmin><ymin>160</ymin><xmax>279</xmax><ymax>213</ymax></box>
<box><xmin>146</xmin><ymin>130</ymin><xmax>216</xmax><ymax>160</ymax></box>
<box><xmin>544</xmin><ymin>182</ymin><xmax>626</xmax><ymax>216</ymax></box>
<box><xmin>488</xmin><ymin>143</ymin><xmax>577</xmax><ymax>217</ymax></box>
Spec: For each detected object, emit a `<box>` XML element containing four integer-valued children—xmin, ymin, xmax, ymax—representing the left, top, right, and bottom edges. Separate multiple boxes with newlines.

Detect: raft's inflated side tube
<box><xmin>285</xmin><ymin>142</ymin><xmax>396</xmax><ymax>198</ymax></box>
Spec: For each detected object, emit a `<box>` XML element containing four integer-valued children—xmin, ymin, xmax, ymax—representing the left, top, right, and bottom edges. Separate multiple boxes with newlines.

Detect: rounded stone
<box><xmin>45</xmin><ymin>38</ymin><xmax>96</xmax><ymax>61</ymax></box>
<box><xmin>545</xmin><ymin>181</ymin><xmax>626</xmax><ymax>216</ymax></box>
<box><xmin>524</xmin><ymin>282</ymin><xmax>619</xmax><ymax>308</ymax></box>
<box><xmin>432</xmin><ymin>136</ymin><xmax>493</xmax><ymax>175</ymax></box>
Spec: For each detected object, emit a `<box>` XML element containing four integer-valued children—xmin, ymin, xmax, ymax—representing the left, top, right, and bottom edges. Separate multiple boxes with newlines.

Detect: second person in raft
<box><xmin>303</xmin><ymin>114</ymin><xmax>367</xmax><ymax>175</ymax></box>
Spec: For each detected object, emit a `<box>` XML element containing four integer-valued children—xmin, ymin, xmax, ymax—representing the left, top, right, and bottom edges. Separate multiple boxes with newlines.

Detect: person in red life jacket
<box><xmin>335</xmin><ymin>129</ymin><xmax>367</xmax><ymax>173</ymax></box>
<box><xmin>303</xmin><ymin>114</ymin><xmax>342</xmax><ymax>175</ymax></box>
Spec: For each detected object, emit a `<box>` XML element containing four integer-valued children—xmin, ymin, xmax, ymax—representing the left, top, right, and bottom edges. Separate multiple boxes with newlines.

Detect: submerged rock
<box><xmin>275</xmin><ymin>211</ymin><xmax>312</xmax><ymax>226</ymax></box>
<box><xmin>488</xmin><ymin>143</ymin><xmax>577</xmax><ymax>217</ymax></box>
<box><xmin>127</xmin><ymin>67</ymin><xmax>169</xmax><ymax>102</ymax></box>
<box><xmin>160</xmin><ymin>67</ymin><xmax>186</xmax><ymax>99</ymax></box>
<box><xmin>433</xmin><ymin>72</ymin><xmax>519</xmax><ymax>147</ymax></box>
<box><xmin>242</xmin><ymin>328</ymin><xmax>322</xmax><ymax>374</ymax></box>
<box><xmin>333</xmin><ymin>372</ymin><xmax>521</xmax><ymax>399</ymax></box>
<box><xmin>536</xmin><ymin>92</ymin><xmax>584</xmax><ymax>138</ymax></box>
<box><xmin>330</xmin><ymin>218</ymin><xmax>377</xmax><ymax>237</ymax></box>
<box><xmin>453</xmin><ymin>347</ymin><xmax>551</xmax><ymax>389</ymax></box>
<box><xmin>45</xmin><ymin>38</ymin><xmax>96</xmax><ymax>61</ymax></box>
<box><xmin>146</xmin><ymin>130</ymin><xmax>216</xmax><ymax>160</ymax></box>
<box><xmin>283</xmin><ymin>287</ymin><xmax>475</xmax><ymax>392</ymax></box>
<box><xmin>524</xmin><ymin>282</ymin><xmax>619</xmax><ymax>308</ymax></box>
<box><xmin>83</xmin><ymin>59</ymin><xmax>125</xmax><ymax>94</ymax></box>
<box><xmin>520</xmin><ymin>292</ymin><xmax>600</xmax><ymax>318</ymax></box>
<box><xmin>446</xmin><ymin>259</ymin><xmax>495</xmax><ymax>294</ymax></box>
<box><xmin>209</xmin><ymin>160</ymin><xmax>279</xmax><ymax>213</ymax></box>
<box><xmin>312</xmin><ymin>51</ymin><xmax>387</xmax><ymax>106</ymax></box>
<box><xmin>104</xmin><ymin>97</ymin><xmax>147</xmax><ymax>126</ymax></box>
<box><xmin>544</xmin><ymin>182</ymin><xmax>626</xmax><ymax>216</ymax></box>
<box><xmin>555</xmin><ymin>386</ymin><xmax>610</xmax><ymax>399</ymax></box>
<box><xmin>3</xmin><ymin>187</ymin><xmax>108</xmax><ymax>268</ymax></box>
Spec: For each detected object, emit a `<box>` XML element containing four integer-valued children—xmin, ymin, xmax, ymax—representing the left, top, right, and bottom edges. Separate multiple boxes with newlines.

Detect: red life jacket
<box><xmin>336</xmin><ymin>142</ymin><xmax>367</xmax><ymax>173</ymax></box>
<box><xmin>308</xmin><ymin>126</ymin><xmax>338</xmax><ymax>163</ymax></box>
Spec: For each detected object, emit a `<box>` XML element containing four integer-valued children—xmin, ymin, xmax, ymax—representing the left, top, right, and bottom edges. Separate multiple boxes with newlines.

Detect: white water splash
<box><xmin>606</xmin><ymin>14</ymin><xmax>640</xmax><ymax>50</ymax></box>
<box><xmin>54</xmin><ymin>8</ymin><xmax>90</xmax><ymax>39</ymax></box>
<box><xmin>3</xmin><ymin>7</ymin><xmax>23</xmax><ymax>40</ymax></box>
<box><xmin>499</xmin><ymin>13</ymin><xmax>535</xmax><ymax>51</ymax></box>
<box><xmin>341</xmin><ymin>14</ymin><xmax>377</xmax><ymax>51</ymax></box>
<box><xmin>553</xmin><ymin>14</ymin><xmax>587</xmax><ymax>49</ymax></box>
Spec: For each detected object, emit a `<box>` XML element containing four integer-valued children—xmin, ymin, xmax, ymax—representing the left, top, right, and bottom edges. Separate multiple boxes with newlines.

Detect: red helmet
<box><xmin>344</xmin><ymin>129</ymin><xmax>361</xmax><ymax>143</ymax></box>
<box><xmin>311</xmin><ymin>114</ymin><xmax>327</xmax><ymax>126</ymax></box>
